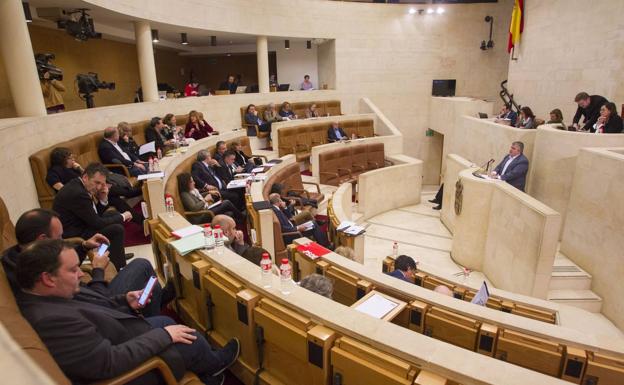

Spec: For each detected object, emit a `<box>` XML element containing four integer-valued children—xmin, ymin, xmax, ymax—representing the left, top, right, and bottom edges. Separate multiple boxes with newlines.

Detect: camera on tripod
<box><xmin>35</xmin><ymin>53</ymin><xmax>63</xmax><ymax>81</ymax></box>
<box><xmin>76</xmin><ymin>72</ymin><xmax>115</xmax><ymax>108</ymax></box>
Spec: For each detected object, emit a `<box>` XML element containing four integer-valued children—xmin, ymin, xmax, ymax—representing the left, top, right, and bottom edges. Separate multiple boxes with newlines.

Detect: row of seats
<box><xmin>319</xmin><ymin>142</ymin><xmax>387</xmax><ymax>186</ymax></box>
<box><xmin>148</xmin><ymin>217</ymin><xmax>462</xmax><ymax>385</ymax></box>
<box><xmin>29</xmin><ymin>113</ymin><xmax>192</xmax><ymax>209</ymax></box>
<box><xmin>382</xmin><ymin>257</ymin><xmax>557</xmax><ymax>324</ymax></box>
<box><xmin>289</xmin><ymin>246</ymin><xmax>624</xmax><ymax>385</ymax></box>
<box><xmin>278</xmin><ymin>118</ymin><xmax>375</xmax><ymax>161</ymax></box>
<box><xmin>239</xmin><ymin>100</ymin><xmax>342</xmax><ymax>139</ymax></box>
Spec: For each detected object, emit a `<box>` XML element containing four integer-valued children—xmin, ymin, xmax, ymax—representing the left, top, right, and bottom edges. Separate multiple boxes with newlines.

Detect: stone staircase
<box><xmin>547</xmin><ymin>251</ymin><xmax>603</xmax><ymax>313</ymax></box>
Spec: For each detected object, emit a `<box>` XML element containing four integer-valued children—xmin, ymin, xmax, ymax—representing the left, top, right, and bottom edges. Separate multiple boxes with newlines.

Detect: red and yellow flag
<box><xmin>507</xmin><ymin>0</ymin><xmax>524</xmax><ymax>53</ymax></box>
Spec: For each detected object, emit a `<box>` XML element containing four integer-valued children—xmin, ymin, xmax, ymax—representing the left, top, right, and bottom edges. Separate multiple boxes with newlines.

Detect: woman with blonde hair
<box><xmin>184</xmin><ymin>110</ymin><xmax>213</xmax><ymax>140</ymax></box>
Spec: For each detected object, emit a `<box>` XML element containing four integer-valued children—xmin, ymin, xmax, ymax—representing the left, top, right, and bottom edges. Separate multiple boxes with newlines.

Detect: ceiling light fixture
<box><xmin>427</xmin><ymin>8</ymin><xmax>434</xmax><ymax>14</ymax></box>
<box><xmin>285</xmin><ymin>39</ymin><xmax>290</xmax><ymax>50</ymax></box>
<box><xmin>22</xmin><ymin>2</ymin><xmax>32</xmax><ymax>23</ymax></box>
<box><xmin>180</xmin><ymin>33</ymin><xmax>188</xmax><ymax>45</ymax></box>
<box><xmin>211</xmin><ymin>35</ymin><xmax>217</xmax><ymax>46</ymax></box>
<box><xmin>151</xmin><ymin>29</ymin><xmax>159</xmax><ymax>43</ymax></box>
<box><xmin>306</xmin><ymin>40</ymin><xmax>312</xmax><ymax>49</ymax></box>
<box><xmin>436</xmin><ymin>7</ymin><xmax>445</xmax><ymax>14</ymax></box>
<box><xmin>408</xmin><ymin>8</ymin><xmax>416</xmax><ymax>15</ymax></box>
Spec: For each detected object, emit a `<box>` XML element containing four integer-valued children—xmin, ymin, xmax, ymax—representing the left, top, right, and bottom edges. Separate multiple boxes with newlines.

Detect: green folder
<box><xmin>170</xmin><ymin>233</ymin><xmax>205</xmax><ymax>256</ymax></box>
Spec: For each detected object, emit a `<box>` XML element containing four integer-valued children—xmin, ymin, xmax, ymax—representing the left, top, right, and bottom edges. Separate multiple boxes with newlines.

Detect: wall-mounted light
<box><xmin>211</xmin><ymin>35</ymin><xmax>217</xmax><ymax>46</ymax></box>
<box><xmin>151</xmin><ymin>29</ymin><xmax>159</xmax><ymax>43</ymax></box>
<box><xmin>306</xmin><ymin>40</ymin><xmax>312</xmax><ymax>49</ymax></box>
<box><xmin>22</xmin><ymin>2</ymin><xmax>32</xmax><ymax>23</ymax></box>
<box><xmin>436</xmin><ymin>7</ymin><xmax>445</xmax><ymax>15</ymax></box>
<box><xmin>480</xmin><ymin>16</ymin><xmax>494</xmax><ymax>51</ymax></box>
<box><xmin>408</xmin><ymin>8</ymin><xmax>416</xmax><ymax>15</ymax></box>
<box><xmin>285</xmin><ymin>39</ymin><xmax>290</xmax><ymax>50</ymax></box>
<box><xmin>181</xmin><ymin>33</ymin><xmax>188</xmax><ymax>45</ymax></box>
<box><xmin>427</xmin><ymin>8</ymin><xmax>434</xmax><ymax>14</ymax></box>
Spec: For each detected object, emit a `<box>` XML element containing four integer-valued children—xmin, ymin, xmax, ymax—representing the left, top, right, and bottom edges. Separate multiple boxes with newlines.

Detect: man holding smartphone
<box><xmin>2</xmin><ymin>208</ymin><xmax>172</xmax><ymax>317</ymax></box>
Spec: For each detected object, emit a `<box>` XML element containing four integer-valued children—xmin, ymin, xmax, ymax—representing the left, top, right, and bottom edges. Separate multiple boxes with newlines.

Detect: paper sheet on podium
<box><xmin>170</xmin><ymin>233</ymin><xmax>205</xmax><ymax>256</ymax></box>
<box><xmin>227</xmin><ymin>179</ymin><xmax>248</xmax><ymax>189</ymax></box>
<box><xmin>354</xmin><ymin>294</ymin><xmax>399</xmax><ymax>319</ymax></box>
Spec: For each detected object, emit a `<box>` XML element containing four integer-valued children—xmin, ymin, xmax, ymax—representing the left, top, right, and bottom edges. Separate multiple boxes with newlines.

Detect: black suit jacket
<box><xmin>98</xmin><ymin>139</ymin><xmax>138</xmax><ymax>167</ymax></box>
<box><xmin>216</xmin><ymin>161</ymin><xmax>236</xmax><ymax>184</ymax></box>
<box><xmin>53</xmin><ymin>178</ymin><xmax>123</xmax><ymax>238</ymax></box>
<box><xmin>573</xmin><ymin>95</ymin><xmax>609</xmax><ymax>132</ymax></box>
<box><xmin>271</xmin><ymin>206</ymin><xmax>297</xmax><ymax>233</ymax></box>
<box><xmin>145</xmin><ymin>126</ymin><xmax>166</xmax><ymax>150</ymax></box>
<box><xmin>191</xmin><ymin>161</ymin><xmax>225</xmax><ymax>190</ymax></box>
<box><xmin>17</xmin><ymin>292</ymin><xmax>184</xmax><ymax>384</ymax></box>
<box><xmin>603</xmin><ymin>115</ymin><xmax>624</xmax><ymax>134</ymax></box>
<box><xmin>327</xmin><ymin>127</ymin><xmax>348</xmax><ymax>142</ymax></box>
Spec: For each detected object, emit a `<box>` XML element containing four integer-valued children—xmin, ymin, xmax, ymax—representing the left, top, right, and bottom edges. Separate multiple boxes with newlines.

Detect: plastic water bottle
<box><xmin>213</xmin><ymin>225</ymin><xmax>224</xmax><ymax>255</ymax></box>
<box><xmin>153</xmin><ymin>157</ymin><xmax>160</xmax><ymax>172</ymax></box>
<box><xmin>165</xmin><ymin>194</ymin><xmax>174</xmax><ymax>217</ymax></box>
<box><xmin>157</xmin><ymin>148</ymin><xmax>162</xmax><ymax>160</ymax></box>
<box><xmin>279</xmin><ymin>258</ymin><xmax>293</xmax><ymax>295</ymax></box>
<box><xmin>148</xmin><ymin>157</ymin><xmax>154</xmax><ymax>172</ymax></box>
<box><xmin>392</xmin><ymin>241</ymin><xmax>399</xmax><ymax>258</ymax></box>
<box><xmin>203</xmin><ymin>224</ymin><xmax>214</xmax><ymax>252</ymax></box>
<box><xmin>260</xmin><ymin>253</ymin><xmax>272</xmax><ymax>289</ymax></box>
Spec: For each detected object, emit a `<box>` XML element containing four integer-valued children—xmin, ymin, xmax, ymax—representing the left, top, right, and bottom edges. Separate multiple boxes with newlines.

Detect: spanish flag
<box><xmin>507</xmin><ymin>0</ymin><xmax>524</xmax><ymax>53</ymax></box>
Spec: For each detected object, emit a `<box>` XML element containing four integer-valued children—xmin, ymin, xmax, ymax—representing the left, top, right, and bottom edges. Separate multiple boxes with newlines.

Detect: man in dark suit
<box><xmin>1</xmin><ymin>208</ymin><xmax>171</xmax><ymax>317</ymax></box>
<box><xmin>216</xmin><ymin>150</ymin><xmax>242</xmax><ymax>185</ymax></box>
<box><xmin>495</xmin><ymin>103</ymin><xmax>518</xmax><ymax>126</ymax></box>
<box><xmin>98</xmin><ymin>126</ymin><xmax>147</xmax><ymax>176</ymax></box>
<box><xmin>53</xmin><ymin>163</ymin><xmax>132</xmax><ymax>270</ymax></box>
<box><xmin>219</xmin><ymin>74</ymin><xmax>238</xmax><ymax>94</ymax></box>
<box><xmin>192</xmin><ymin>150</ymin><xmax>244</xmax><ymax>211</ymax></box>
<box><xmin>491</xmin><ymin>141</ymin><xmax>529</xmax><ymax>191</ymax></box>
<box><xmin>327</xmin><ymin>121</ymin><xmax>348</xmax><ymax>142</ymax></box>
<box><xmin>214</xmin><ymin>141</ymin><xmax>227</xmax><ymax>163</ymax></box>
<box><xmin>269</xmin><ymin>193</ymin><xmax>331</xmax><ymax>248</ymax></box>
<box><xmin>388</xmin><ymin>255</ymin><xmax>416</xmax><ymax>283</ymax></box>
<box><xmin>572</xmin><ymin>92</ymin><xmax>609</xmax><ymax>132</ymax></box>
<box><xmin>16</xmin><ymin>239</ymin><xmax>239</xmax><ymax>385</ymax></box>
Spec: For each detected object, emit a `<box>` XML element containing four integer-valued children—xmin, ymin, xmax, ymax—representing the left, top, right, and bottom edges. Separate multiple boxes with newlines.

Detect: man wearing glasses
<box><xmin>53</xmin><ymin>162</ymin><xmax>132</xmax><ymax>270</ymax></box>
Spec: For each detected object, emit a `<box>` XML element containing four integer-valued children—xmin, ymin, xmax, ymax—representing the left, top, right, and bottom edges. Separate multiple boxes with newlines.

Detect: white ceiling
<box><xmin>26</xmin><ymin>0</ymin><xmax>314</xmax><ymax>51</ymax></box>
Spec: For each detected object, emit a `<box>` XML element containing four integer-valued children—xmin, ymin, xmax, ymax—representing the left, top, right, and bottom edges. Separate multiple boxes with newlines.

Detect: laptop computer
<box><xmin>478</xmin><ymin>112</ymin><xmax>488</xmax><ymax>119</ymax></box>
<box><xmin>235</xmin><ymin>86</ymin><xmax>247</xmax><ymax>94</ymax></box>
<box><xmin>278</xmin><ymin>84</ymin><xmax>290</xmax><ymax>91</ymax></box>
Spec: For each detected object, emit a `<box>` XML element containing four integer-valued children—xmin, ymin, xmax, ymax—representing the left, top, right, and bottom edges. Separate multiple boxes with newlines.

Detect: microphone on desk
<box><xmin>485</xmin><ymin>158</ymin><xmax>495</xmax><ymax>173</ymax></box>
<box><xmin>472</xmin><ymin>158</ymin><xmax>495</xmax><ymax>179</ymax></box>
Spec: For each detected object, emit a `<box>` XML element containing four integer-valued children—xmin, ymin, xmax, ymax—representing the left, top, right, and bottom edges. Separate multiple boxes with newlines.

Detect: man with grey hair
<box><xmin>98</xmin><ymin>126</ymin><xmax>147</xmax><ymax>176</ymax></box>
<box><xmin>490</xmin><ymin>141</ymin><xmax>529</xmax><ymax>191</ymax></box>
<box><xmin>300</xmin><ymin>274</ymin><xmax>333</xmax><ymax>298</ymax></box>
<box><xmin>191</xmin><ymin>150</ymin><xmax>244</xmax><ymax>211</ymax></box>
<box><xmin>269</xmin><ymin>193</ymin><xmax>331</xmax><ymax>248</ymax></box>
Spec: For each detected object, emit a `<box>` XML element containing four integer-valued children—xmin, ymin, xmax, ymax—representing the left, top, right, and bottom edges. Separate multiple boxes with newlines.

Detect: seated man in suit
<box><xmin>192</xmin><ymin>150</ymin><xmax>244</xmax><ymax>211</ymax></box>
<box><xmin>216</xmin><ymin>150</ymin><xmax>243</xmax><ymax>185</ymax></box>
<box><xmin>388</xmin><ymin>255</ymin><xmax>417</xmax><ymax>283</ymax></box>
<box><xmin>212</xmin><ymin>215</ymin><xmax>250</xmax><ymax>256</ymax></box>
<box><xmin>213</xmin><ymin>141</ymin><xmax>227</xmax><ymax>163</ymax></box>
<box><xmin>98</xmin><ymin>126</ymin><xmax>147</xmax><ymax>176</ymax></box>
<box><xmin>53</xmin><ymin>162</ymin><xmax>132</xmax><ymax>271</ymax></box>
<box><xmin>16</xmin><ymin>239</ymin><xmax>240</xmax><ymax>385</ymax></box>
<box><xmin>495</xmin><ymin>103</ymin><xmax>518</xmax><ymax>126</ymax></box>
<box><xmin>218</xmin><ymin>74</ymin><xmax>238</xmax><ymax>94</ymax></box>
<box><xmin>490</xmin><ymin>141</ymin><xmax>529</xmax><ymax>191</ymax></box>
<box><xmin>2</xmin><ymin>208</ymin><xmax>172</xmax><ymax>317</ymax></box>
<box><xmin>327</xmin><ymin>121</ymin><xmax>348</xmax><ymax>142</ymax></box>
<box><xmin>269</xmin><ymin>193</ymin><xmax>331</xmax><ymax>248</ymax></box>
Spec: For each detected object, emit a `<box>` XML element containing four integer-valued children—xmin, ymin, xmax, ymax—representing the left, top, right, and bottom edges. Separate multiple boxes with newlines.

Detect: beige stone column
<box><xmin>256</xmin><ymin>36</ymin><xmax>270</xmax><ymax>93</ymax></box>
<box><xmin>134</xmin><ymin>21</ymin><xmax>158</xmax><ymax>102</ymax></box>
<box><xmin>0</xmin><ymin>0</ymin><xmax>46</xmax><ymax>116</ymax></box>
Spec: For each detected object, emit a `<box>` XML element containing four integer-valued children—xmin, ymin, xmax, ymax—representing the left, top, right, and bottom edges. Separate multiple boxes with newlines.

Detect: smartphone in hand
<box><xmin>138</xmin><ymin>276</ymin><xmax>158</xmax><ymax>307</ymax></box>
<box><xmin>97</xmin><ymin>243</ymin><xmax>109</xmax><ymax>257</ymax></box>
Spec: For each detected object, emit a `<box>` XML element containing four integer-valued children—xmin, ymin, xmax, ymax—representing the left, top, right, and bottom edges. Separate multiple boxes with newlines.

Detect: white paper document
<box><xmin>337</xmin><ymin>221</ymin><xmax>355</xmax><ymax>231</ymax></box>
<box><xmin>171</xmin><ymin>225</ymin><xmax>203</xmax><ymax>239</ymax></box>
<box><xmin>253</xmin><ymin>173</ymin><xmax>268</xmax><ymax>181</ymax></box>
<box><xmin>137</xmin><ymin>171</ymin><xmax>164</xmax><ymax>181</ymax></box>
<box><xmin>252</xmin><ymin>167</ymin><xmax>265</xmax><ymax>173</ymax></box>
<box><xmin>138</xmin><ymin>141</ymin><xmax>156</xmax><ymax>155</ymax></box>
<box><xmin>227</xmin><ymin>179</ymin><xmax>248</xmax><ymax>189</ymax></box>
<box><xmin>299</xmin><ymin>221</ymin><xmax>315</xmax><ymax>231</ymax></box>
<box><xmin>170</xmin><ymin>233</ymin><xmax>204</xmax><ymax>256</ymax></box>
<box><xmin>263</xmin><ymin>163</ymin><xmax>275</xmax><ymax>168</ymax></box>
<box><xmin>344</xmin><ymin>225</ymin><xmax>365</xmax><ymax>236</ymax></box>
<box><xmin>354</xmin><ymin>294</ymin><xmax>399</xmax><ymax>319</ymax></box>
<box><xmin>207</xmin><ymin>200</ymin><xmax>222</xmax><ymax>210</ymax></box>
<box><xmin>470</xmin><ymin>281</ymin><xmax>490</xmax><ymax>306</ymax></box>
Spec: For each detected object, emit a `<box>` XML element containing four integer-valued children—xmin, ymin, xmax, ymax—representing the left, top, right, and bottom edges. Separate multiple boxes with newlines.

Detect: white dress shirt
<box><xmin>501</xmin><ymin>155</ymin><xmax>518</xmax><ymax>176</ymax></box>
<box><xmin>107</xmin><ymin>139</ymin><xmax>131</xmax><ymax>162</ymax></box>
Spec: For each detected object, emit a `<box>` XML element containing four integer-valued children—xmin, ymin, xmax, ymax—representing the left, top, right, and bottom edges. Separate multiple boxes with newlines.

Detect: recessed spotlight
<box><xmin>427</xmin><ymin>8</ymin><xmax>434</xmax><ymax>14</ymax></box>
<box><xmin>436</xmin><ymin>7</ymin><xmax>445</xmax><ymax>14</ymax></box>
<box><xmin>211</xmin><ymin>35</ymin><xmax>217</xmax><ymax>46</ymax></box>
<box><xmin>23</xmin><ymin>2</ymin><xmax>32</xmax><ymax>23</ymax></box>
<box><xmin>285</xmin><ymin>39</ymin><xmax>290</xmax><ymax>50</ymax></box>
<box><xmin>180</xmin><ymin>33</ymin><xmax>188</xmax><ymax>45</ymax></box>
<box><xmin>151</xmin><ymin>29</ymin><xmax>159</xmax><ymax>43</ymax></box>
<box><xmin>408</xmin><ymin>8</ymin><xmax>416</xmax><ymax>15</ymax></box>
